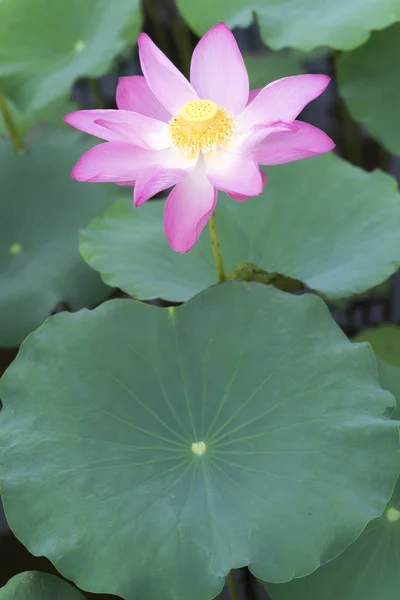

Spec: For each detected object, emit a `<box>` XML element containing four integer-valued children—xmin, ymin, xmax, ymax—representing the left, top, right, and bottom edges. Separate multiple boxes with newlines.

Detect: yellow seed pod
<box><xmin>179</xmin><ymin>100</ymin><xmax>218</xmax><ymax>131</ymax></box>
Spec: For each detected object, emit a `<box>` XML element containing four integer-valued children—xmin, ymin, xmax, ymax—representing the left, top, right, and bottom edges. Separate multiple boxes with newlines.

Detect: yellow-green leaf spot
<box><xmin>167</xmin><ymin>306</ymin><xmax>176</xmax><ymax>322</ymax></box>
<box><xmin>74</xmin><ymin>40</ymin><xmax>86</xmax><ymax>54</ymax></box>
<box><xmin>386</xmin><ymin>507</ymin><xmax>400</xmax><ymax>523</ymax></box>
<box><xmin>9</xmin><ymin>242</ymin><xmax>22</xmax><ymax>255</ymax></box>
<box><xmin>191</xmin><ymin>441</ymin><xmax>206</xmax><ymax>456</ymax></box>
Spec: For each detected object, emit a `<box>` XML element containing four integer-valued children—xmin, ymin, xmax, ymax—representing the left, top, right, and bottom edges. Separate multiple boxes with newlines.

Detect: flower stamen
<box><xmin>169</xmin><ymin>99</ymin><xmax>235</xmax><ymax>157</ymax></box>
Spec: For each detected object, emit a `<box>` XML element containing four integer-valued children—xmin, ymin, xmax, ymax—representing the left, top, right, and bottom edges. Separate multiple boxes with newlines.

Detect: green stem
<box><xmin>378</xmin><ymin>145</ymin><xmax>390</xmax><ymax>172</ymax></box>
<box><xmin>208</xmin><ymin>212</ymin><xmax>226</xmax><ymax>283</ymax></box>
<box><xmin>0</xmin><ymin>93</ymin><xmax>25</xmax><ymax>153</ymax></box>
<box><xmin>143</xmin><ymin>0</ymin><xmax>172</xmax><ymax>57</ymax></box>
<box><xmin>89</xmin><ymin>78</ymin><xmax>103</xmax><ymax>109</ymax></box>
<box><xmin>242</xmin><ymin>567</ymin><xmax>258</xmax><ymax>600</ymax></box>
<box><xmin>338</xmin><ymin>98</ymin><xmax>363</xmax><ymax>167</ymax></box>
<box><xmin>225</xmin><ymin>571</ymin><xmax>239</xmax><ymax>600</ymax></box>
<box><xmin>170</xmin><ymin>15</ymin><xmax>192</xmax><ymax>77</ymax></box>
<box><xmin>332</xmin><ymin>51</ymin><xmax>363</xmax><ymax>168</ymax></box>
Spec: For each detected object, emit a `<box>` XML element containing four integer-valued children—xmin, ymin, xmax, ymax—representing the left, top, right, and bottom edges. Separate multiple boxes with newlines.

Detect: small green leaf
<box><xmin>0</xmin><ymin>0</ymin><xmax>141</xmax><ymax>111</ymax></box>
<box><xmin>354</xmin><ymin>325</ymin><xmax>400</xmax><ymax>368</ymax></box>
<box><xmin>81</xmin><ymin>154</ymin><xmax>400</xmax><ymax>303</ymax></box>
<box><xmin>266</xmin><ymin>353</ymin><xmax>400</xmax><ymax>600</ymax></box>
<box><xmin>378</xmin><ymin>361</ymin><xmax>400</xmax><ymax>421</ymax></box>
<box><xmin>0</xmin><ymin>572</ymin><xmax>85</xmax><ymax>600</ymax></box>
<box><xmin>0</xmin><ymin>127</ymin><xmax>115</xmax><ymax>347</ymax></box>
<box><xmin>176</xmin><ymin>0</ymin><xmax>400</xmax><ymax>51</ymax></box>
<box><xmin>0</xmin><ymin>282</ymin><xmax>398</xmax><ymax>600</ymax></box>
<box><xmin>354</xmin><ymin>324</ymin><xmax>400</xmax><ymax>419</ymax></box>
<box><xmin>337</xmin><ymin>23</ymin><xmax>400</xmax><ymax>156</ymax></box>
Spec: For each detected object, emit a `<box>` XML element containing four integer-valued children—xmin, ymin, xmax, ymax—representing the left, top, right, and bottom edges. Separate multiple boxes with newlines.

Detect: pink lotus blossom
<box><xmin>65</xmin><ymin>23</ymin><xmax>334</xmax><ymax>253</ymax></box>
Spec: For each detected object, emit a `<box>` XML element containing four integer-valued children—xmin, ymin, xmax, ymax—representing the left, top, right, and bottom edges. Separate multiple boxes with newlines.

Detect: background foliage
<box><xmin>1</xmin><ymin>1</ymin><xmax>400</xmax><ymax>599</ymax></box>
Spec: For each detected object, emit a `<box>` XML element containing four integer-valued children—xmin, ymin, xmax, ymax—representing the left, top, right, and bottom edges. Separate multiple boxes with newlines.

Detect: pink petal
<box><xmin>116</xmin><ymin>76</ymin><xmax>171</xmax><ymax>122</ymax></box>
<box><xmin>226</xmin><ymin>191</ymin><xmax>250</xmax><ymax>201</ymax></box>
<box><xmin>205</xmin><ymin>151</ymin><xmax>264</xmax><ymax>197</ymax></box>
<box><xmin>164</xmin><ymin>161</ymin><xmax>217</xmax><ymax>253</ymax></box>
<box><xmin>94</xmin><ymin>115</ymin><xmax>170</xmax><ymax>150</ymax></box>
<box><xmin>93</xmin><ymin>119</ymin><xmax>147</xmax><ymax>146</ymax></box>
<box><xmin>65</xmin><ymin>110</ymin><xmax>134</xmax><ymax>142</ymax></box>
<box><xmin>134</xmin><ymin>167</ymin><xmax>190</xmax><ymax>207</ymax></box>
<box><xmin>253</xmin><ymin>120</ymin><xmax>335</xmax><ymax>165</ymax></box>
<box><xmin>237</xmin><ymin>74</ymin><xmax>331</xmax><ymax>130</ymax></box>
<box><xmin>72</xmin><ymin>143</ymin><xmax>189</xmax><ymax>184</ymax></box>
<box><xmin>226</xmin><ymin>169</ymin><xmax>268</xmax><ymax>201</ymax></box>
<box><xmin>239</xmin><ymin>121</ymin><xmax>298</xmax><ymax>154</ymax></box>
<box><xmin>247</xmin><ymin>88</ymin><xmax>261</xmax><ymax>105</ymax></box>
<box><xmin>138</xmin><ymin>33</ymin><xmax>198</xmax><ymax>115</ymax></box>
<box><xmin>260</xmin><ymin>169</ymin><xmax>268</xmax><ymax>186</ymax></box>
<box><xmin>190</xmin><ymin>23</ymin><xmax>249</xmax><ymax>116</ymax></box>
<box><xmin>65</xmin><ymin>109</ymin><xmax>170</xmax><ymax>149</ymax></box>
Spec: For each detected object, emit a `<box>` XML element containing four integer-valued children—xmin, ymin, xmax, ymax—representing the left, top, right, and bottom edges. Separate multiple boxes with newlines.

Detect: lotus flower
<box><xmin>65</xmin><ymin>23</ymin><xmax>334</xmax><ymax>253</ymax></box>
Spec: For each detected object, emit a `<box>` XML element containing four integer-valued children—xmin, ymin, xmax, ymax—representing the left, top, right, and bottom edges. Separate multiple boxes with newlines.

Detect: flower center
<box><xmin>169</xmin><ymin>99</ymin><xmax>235</xmax><ymax>156</ymax></box>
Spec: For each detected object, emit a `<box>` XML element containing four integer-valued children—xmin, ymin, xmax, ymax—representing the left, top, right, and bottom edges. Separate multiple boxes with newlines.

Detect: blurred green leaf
<box><xmin>176</xmin><ymin>0</ymin><xmax>400</xmax><ymax>51</ymax></box>
<box><xmin>81</xmin><ymin>154</ymin><xmax>400</xmax><ymax>303</ymax></box>
<box><xmin>1</xmin><ymin>282</ymin><xmax>398</xmax><ymax>600</ymax></box>
<box><xmin>243</xmin><ymin>52</ymin><xmax>304</xmax><ymax>89</ymax></box>
<box><xmin>0</xmin><ymin>127</ymin><xmax>115</xmax><ymax>347</ymax></box>
<box><xmin>0</xmin><ymin>95</ymin><xmax>77</xmax><ymax>137</ymax></box>
<box><xmin>0</xmin><ymin>0</ymin><xmax>141</xmax><ymax>111</ymax></box>
<box><xmin>337</xmin><ymin>23</ymin><xmax>400</xmax><ymax>156</ymax></box>
<box><xmin>0</xmin><ymin>572</ymin><xmax>85</xmax><ymax>600</ymax></box>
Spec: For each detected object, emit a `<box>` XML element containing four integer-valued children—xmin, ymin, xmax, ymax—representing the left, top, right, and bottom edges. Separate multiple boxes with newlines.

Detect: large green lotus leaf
<box><xmin>0</xmin><ymin>0</ymin><xmax>140</xmax><ymax>111</ymax></box>
<box><xmin>176</xmin><ymin>0</ymin><xmax>400</xmax><ymax>51</ymax></box>
<box><xmin>354</xmin><ymin>325</ymin><xmax>400</xmax><ymax>368</ymax></box>
<box><xmin>0</xmin><ymin>127</ymin><xmax>115</xmax><ymax>347</ymax></box>
<box><xmin>0</xmin><ymin>283</ymin><xmax>398</xmax><ymax>600</ymax></box>
<box><xmin>244</xmin><ymin>52</ymin><xmax>304</xmax><ymax>89</ymax></box>
<box><xmin>266</xmin><ymin>353</ymin><xmax>400</xmax><ymax>600</ymax></box>
<box><xmin>80</xmin><ymin>154</ymin><xmax>400</xmax><ymax>303</ymax></box>
<box><xmin>337</xmin><ymin>24</ymin><xmax>400</xmax><ymax>156</ymax></box>
<box><xmin>0</xmin><ymin>572</ymin><xmax>85</xmax><ymax>600</ymax></box>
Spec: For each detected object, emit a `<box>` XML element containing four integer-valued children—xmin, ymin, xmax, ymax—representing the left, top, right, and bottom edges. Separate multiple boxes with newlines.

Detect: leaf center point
<box><xmin>191</xmin><ymin>441</ymin><xmax>206</xmax><ymax>456</ymax></box>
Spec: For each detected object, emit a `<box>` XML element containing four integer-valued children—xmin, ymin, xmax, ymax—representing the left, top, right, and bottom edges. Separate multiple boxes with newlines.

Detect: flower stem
<box><xmin>89</xmin><ymin>78</ymin><xmax>103</xmax><ymax>109</ymax></box>
<box><xmin>143</xmin><ymin>0</ymin><xmax>173</xmax><ymax>58</ymax></box>
<box><xmin>208</xmin><ymin>212</ymin><xmax>226</xmax><ymax>283</ymax></box>
<box><xmin>225</xmin><ymin>571</ymin><xmax>239</xmax><ymax>600</ymax></box>
<box><xmin>332</xmin><ymin>51</ymin><xmax>363</xmax><ymax>168</ymax></box>
<box><xmin>242</xmin><ymin>567</ymin><xmax>258</xmax><ymax>600</ymax></box>
<box><xmin>0</xmin><ymin>93</ymin><xmax>25</xmax><ymax>153</ymax></box>
<box><xmin>170</xmin><ymin>14</ymin><xmax>192</xmax><ymax>77</ymax></box>
<box><xmin>338</xmin><ymin>97</ymin><xmax>363</xmax><ymax>167</ymax></box>
<box><xmin>378</xmin><ymin>145</ymin><xmax>390</xmax><ymax>172</ymax></box>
